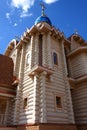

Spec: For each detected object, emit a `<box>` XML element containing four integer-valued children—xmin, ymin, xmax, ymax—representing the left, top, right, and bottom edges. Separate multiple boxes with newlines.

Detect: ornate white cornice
<box><xmin>5</xmin><ymin>39</ymin><xmax>18</xmax><ymax>56</ymax></box>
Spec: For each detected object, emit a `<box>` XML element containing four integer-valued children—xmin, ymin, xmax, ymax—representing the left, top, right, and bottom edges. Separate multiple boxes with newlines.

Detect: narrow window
<box><xmin>64</xmin><ymin>47</ymin><xmax>70</xmax><ymax>76</ymax></box>
<box><xmin>53</xmin><ymin>52</ymin><xmax>58</xmax><ymax>65</ymax></box>
<box><xmin>56</xmin><ymin>96</ymin><xmax>62</xmax><ymax>108</ymax></box>
<box><xmin>24</xmin><ymin>98</ymin><xmax>28</xmax><ymax>109</ymax></box>
<box><xmin>39</xmin><ymin>34</ymin><xmax>42</xmax><ymax>66</ymax></box>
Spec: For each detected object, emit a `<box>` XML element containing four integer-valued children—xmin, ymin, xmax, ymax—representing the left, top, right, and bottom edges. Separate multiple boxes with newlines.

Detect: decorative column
<box><xmin>30</xmin><ymin>35</ymin><xmax>35</xmax><ymax>69</ymax></box>
<box><xmin>39</xmin><ymin>71</ymin><xmax>47</xmax><ymax>123</ymax></box>
<box><xmin>61</xmin><ymin>41</ymin><xmax>75</xmax><ymax>124</ymax></box>
<box><xmin>13</xmin><ymin>43</ymin><xmax>26</xmax><ymax>125</ymax></box>
<box><xmin>14</xmin><ymin>49</ymin><xmax>19</xmax><ymax>76</ymax></box>
<box><xmin>47</xmin><ymin>32</ymin><xmax>53</xmax><ymax>69</ymax></box>
<box><xmin>34</xmin><ymin>34</ymin><xmax>39</xmax><ymax>66</ymax></box>
<box><xmin>4</xmin><ymin>99</ymin><xmax>9</xmax><ymax>125</ymax></box>
<box><xmin>42</xmin><ymin>34</ymin><xmax>47</xmax><ymax>67</ymax></box>
<box><xmin>33</xmin><ymin>73</ymin><xmax>40</xmax><ymax>123</ymax></box>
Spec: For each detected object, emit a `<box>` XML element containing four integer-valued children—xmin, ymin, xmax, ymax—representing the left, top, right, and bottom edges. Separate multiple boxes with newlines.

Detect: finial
<box><xmin>40</xmin><ymin>2</ymin><xmax>46</xmax><ymax>16</ymax></box>
<box><xmin>74</xmin><ymin>30</ymin><xmax>79</xmax><ymax>35</ymax></box>
<box><xmin>15</xmin><ymin>36</ymin><xmax>20</xmax><ymax>41</ymax></box>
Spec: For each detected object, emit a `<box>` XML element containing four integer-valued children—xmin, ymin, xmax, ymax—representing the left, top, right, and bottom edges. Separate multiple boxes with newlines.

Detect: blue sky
<box><xmin>0</xmin><ymin>0</ymin><xmax>87</xmax><ymax>54</ymax></box>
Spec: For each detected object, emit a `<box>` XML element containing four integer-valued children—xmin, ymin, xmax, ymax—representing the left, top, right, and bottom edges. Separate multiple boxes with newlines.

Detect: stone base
<box><xmin>17</xmin><ymin>123</ymin><xmax>77</xmax><ymax>130</ymax></box>
<box><xmin>77</xmin><ymin>124</ymin><xmax>87</xmax><ymax>130</ymax></box>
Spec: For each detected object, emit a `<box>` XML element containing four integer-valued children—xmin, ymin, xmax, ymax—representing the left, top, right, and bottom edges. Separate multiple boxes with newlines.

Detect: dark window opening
<box><xmin>39</xmin><ymin>34</ymin><xmax>42</xmax><ymax>66</ymax></box>
<box><xmin>53</xmin><ymin>52</ymin><xmax>58</xmax><ymax>65</ymax></box>
<box><xmin>56</xmin><ymin>96</ymin><xmax>62</xmax><ymax>108</ymax></box>
<box><xmin>64</xmin><ymin>47</ymin><xmax>70</xmax><ymax>76</ymax></box>
<box><xmin>24</xmin><ymin>98</ymin><xmax>28</xmax><ymax>109</ymax></box>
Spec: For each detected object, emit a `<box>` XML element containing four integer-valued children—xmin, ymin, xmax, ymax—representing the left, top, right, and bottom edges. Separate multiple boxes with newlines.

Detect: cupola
<box><xmin>35</xmin><ymin>3</ymin><xmax>52</xmax><ymax>26</ymax></box>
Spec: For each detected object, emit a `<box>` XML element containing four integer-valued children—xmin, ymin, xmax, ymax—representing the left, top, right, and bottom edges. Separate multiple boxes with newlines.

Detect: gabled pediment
<box><xmin>68</xmin><ymin>33</ymin><xmax>87</xmax><ymax>45</ymax></box>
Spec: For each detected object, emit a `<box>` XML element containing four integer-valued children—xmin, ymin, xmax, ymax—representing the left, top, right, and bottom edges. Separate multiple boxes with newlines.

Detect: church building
<box><xmin>0</xmin><ymin>4</ymin><xmax>87</xmax><ymax>130</ymax></box>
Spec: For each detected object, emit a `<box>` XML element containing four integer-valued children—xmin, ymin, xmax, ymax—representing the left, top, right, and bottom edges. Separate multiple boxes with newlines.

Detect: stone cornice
<box><xmin>0</xmin><ymin>88</ymin><xmax>16</xmax><ymax>96</ymax></box>
<box><xmin>68</xmin><ymin>74</ymin><xmax>87</xmax><ymax>88</ymax></box>
<box><xmin>0</xmin><ymin>83</ymin><xmax>15</xmax><ymax>88</ymax></box>
<box><xmin>16</xmin><ymin>31</ymin><xmax>31</xmax><ymax>49</ymax></box>
<box><xmin>67</xmin><ymin>46</ymin><xmax>87</xmax><ymax>58</ymax></box>
<box><xmin>68</xmin><ymin>34</ymin><xmax>87</xmax><ymax>45</ymax></box>
<box><xmin>72</xmin><ymin>34</ymin><xmax>86</xmax><ymax>44</ymax></box>
<box><xmin>5</xmin><ymin>39</ymin><xmax>19</xmax><ymax>56</ymax></box>
<box><xmin>28</xmin><ymin>23</ymin><xmax>65</xmax><ymax>41</ymax></box>
<box><xmin>64</xmin><ymin>38</ymin><xmax>71</xmax><ymax>46</ymax></box>
<box><xmin>5</xmin><ymin>23</ymin><xmax>67</xmax><ymax>55</ymax></box>
<box><xmin>28</xmin><ymin>65</ymin><xmax>54</xmax><ymax>77</ymax></box>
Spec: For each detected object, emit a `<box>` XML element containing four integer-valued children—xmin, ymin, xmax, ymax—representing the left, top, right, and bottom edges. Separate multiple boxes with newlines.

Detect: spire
<box><xmin>40</xmin><ymin>2</ymin><xmax>46</xmax><ymax>16</ymax></box>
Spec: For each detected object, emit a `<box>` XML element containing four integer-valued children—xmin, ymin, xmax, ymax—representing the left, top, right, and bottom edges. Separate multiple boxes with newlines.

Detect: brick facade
<box><xmin>77</xmin><ymin>124</ymin><xmax>87</xmax><ymax>130</ymax></box>
<box><xmin>0</xmin><ymin>54</ymin><xmax>13</xmax><ymax>87</ymax></box>
<box><xmin>17</xmin><ymin>124</ymin><xmax>77</xmax><ymax>130</ymax></box>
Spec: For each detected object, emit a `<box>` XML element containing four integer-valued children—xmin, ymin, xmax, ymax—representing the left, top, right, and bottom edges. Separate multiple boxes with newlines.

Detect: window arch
<box><xmin>53</xmin><ymin>52</ymin><xmax>58</xmax><ymax>65</ymax></box>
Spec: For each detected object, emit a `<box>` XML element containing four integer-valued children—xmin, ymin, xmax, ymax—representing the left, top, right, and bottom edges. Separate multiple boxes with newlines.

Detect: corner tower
<box><xmin>4</xmin><ymin>3</ymin><xmax>77</xmax><ymax>130</ymax></box>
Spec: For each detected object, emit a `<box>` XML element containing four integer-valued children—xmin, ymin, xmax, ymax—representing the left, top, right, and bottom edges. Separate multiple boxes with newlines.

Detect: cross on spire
<box><xmin>40</xmin><ymin>2</ymin><xmax>46</xmax><ymax>16</ymax></box>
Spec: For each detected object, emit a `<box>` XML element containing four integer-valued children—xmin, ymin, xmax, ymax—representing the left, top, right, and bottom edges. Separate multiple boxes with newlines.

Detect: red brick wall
<box><xmin>39</xmin><ymin>124</ymin><xmax>77</xmax><ymax>130</ymax></box>
<box><xmin>77</xmin><ymin>124</ymin><xmax>87</xmax><ymax>130</ymax></box>
<box><xmin>17</xmin><ymin>124</ymin><xmax>77</xmax><ymax>130</ymax></box>
<box><xmin>0</xmin><ymin>54</ymin><xmax>13</xmax><ymax>87</ymax></box>
<box><xmin>17</xmin><ymin>125</ymin><xmax>39</xmax><ymax>130</ymax></box>
<box><xmin>2</xmin><ymin>124</ymin><xmax>87</xmax><ymax>130</ymax></box>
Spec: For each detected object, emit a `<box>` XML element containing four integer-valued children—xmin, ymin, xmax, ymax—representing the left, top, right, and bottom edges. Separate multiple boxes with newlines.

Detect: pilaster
<box><xmin>61</xmin><ymin>41</ymin><xmax>75</xmax><ymax>124</ymax></box>
<box><xmin>39</xmin><ymin>71</ymin><xmax>47</xmax><ymax>123</ymax></box>
<box><xmin>47</xmin><ymin>32</ymin><xmax>53</xmax><ymax>69</ymax></box>
<box><xmin>13</xmin><ymin>43</ymin><xmax>26</xmax><ymax>125</ymax></box>
<box><xmin>33</xmin><ymin>73</ymin><xmax>40</xmax><ymax>123</ymax></box>
<box><xmin>4</xmin><ymin>99</ymin><xmax>9</xmax><ymax>125</ymax></box>
<box><xmin>30</xmin><ymin>35</ymin><xmax>35</xmax><ymax>69</ymax></box>
<box><xmin>34</xmin><ymin>34</ymin><xmax>39</xmax><ymax>66</ymax></box>
<box><xmin>14</xmin><ymin>49</ymin><xmax>19</xmax><ymax>76</ymax></box>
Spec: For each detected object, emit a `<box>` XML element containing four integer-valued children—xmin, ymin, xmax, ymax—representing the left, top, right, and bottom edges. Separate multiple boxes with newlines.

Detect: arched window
<box><xmin>53</xmin><ymin>52</ymin><xmax>58</xmax><ymax>65</ymax></box>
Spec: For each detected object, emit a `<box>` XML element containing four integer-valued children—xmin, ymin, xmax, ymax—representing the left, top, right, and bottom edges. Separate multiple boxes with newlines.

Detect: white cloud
<box><xmin>6</xmin><ymin>13</ymin><xmax>10</xmax><ymax>19</ymax></box>
<box><xmin>11</xmin><ymin>0</ymin><xmax>35</xmax><ymax>13</ymax></box>
<box><xmin>14</xmin><ymin>23</ymin><xmax>18</xmax><ymax>26</ymax></box>
<box><xmin>43</xmin><ymin>0</ymin><xmax>59</xmax><ymax>4</ymax></box>
<box><xmin>20</xmin><ymin>12</ymin><xmax>33</xmax><ymax>18</ymax></box>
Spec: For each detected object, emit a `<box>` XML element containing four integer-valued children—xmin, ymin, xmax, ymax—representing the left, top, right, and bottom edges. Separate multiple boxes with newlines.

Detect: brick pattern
<box><xmin>2</xmin><ymin>124</ymin><xmax>87</xmax><ymax>130</ymax></box>
<box><xmin>39</xmin><ymin>124</ymin><xmax>77</xmax><ymax>130</ymax></box>
<box><xmin>0</xmin><ymin>54</ymin><xmax>13</xmax><ymax>86</ymax></box>
<box><xmin>17</xmin><ymin>125</ymin><xmax>39</xmax><ymax>130</ymax></box>
<box><xmin>0</xmin><ymin>126</ymin><xmax>17</xmax><ymax>130</ymax></box>
<box><xmin>77</xmin><ymin>124</ymin><xmax>87</xmax><ymax>130</ymax></box>
<box><xmin>17</xmin><ymin>124</ymin><xmax>77</xmax><ymax>130</ymax></box>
